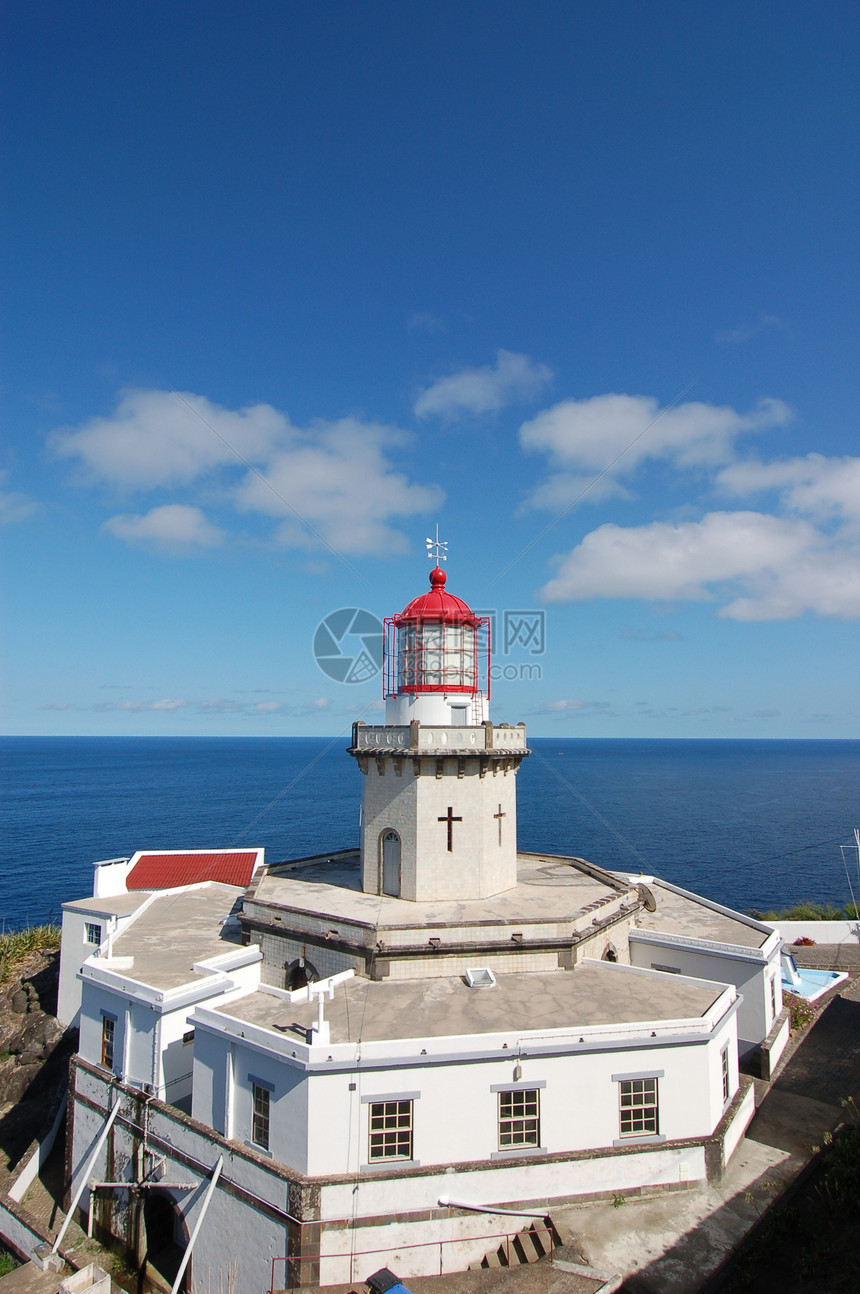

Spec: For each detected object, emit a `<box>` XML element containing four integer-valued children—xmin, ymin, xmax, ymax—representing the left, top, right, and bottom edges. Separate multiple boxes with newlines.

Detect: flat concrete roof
<box><xmin>214</xmin><ymin>961</ymin><xmax>726</xmax><ymax>1044</ymax></box>
<box><xmin>625</xmin><ymin>877</ymin><xmax>771</xmax><ymax>950</ymax></box>
<box><xmin>111</xmin><ymin>882</ymin><xmax>245</xmax><ymax>990</ymax></box>
<box><xmin>254</xmin><ymin>851</ymin><xmax>627</xmax><ymax>930</ymax></box>
<box><xmin>62</xmin><ymin>893</ymin><xmax>150</xmax><ymax>917</ymax></box>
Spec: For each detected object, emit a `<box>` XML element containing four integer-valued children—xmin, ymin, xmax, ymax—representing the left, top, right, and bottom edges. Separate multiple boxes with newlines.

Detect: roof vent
<box><xmin>465</xmin><ymin>967</ymin><xmax>496</xmax><ymax>989</ymax></box>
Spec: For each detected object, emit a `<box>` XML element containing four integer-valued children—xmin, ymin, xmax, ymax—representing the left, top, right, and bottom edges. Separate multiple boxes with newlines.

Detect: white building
<box><xmin>59</xmin><ymin>559</ymin><xmax>786</xmax><ymax>1294</ymax></box>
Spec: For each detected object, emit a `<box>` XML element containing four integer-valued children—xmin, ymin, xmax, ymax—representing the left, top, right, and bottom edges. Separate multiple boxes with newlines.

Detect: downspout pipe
<box><xmin>437</xmin><ymin>1196</ymin><xmax>549</xmax><ymax>1218</ymax></box>
<box><xmin>52</xmin><ymin>1099</ymin><xmax>121</xmax><ymax>1254</ymax></box>
<box><xmin>170</xmin><ymin>1156</ymin><xmax>224</xmax><ymax>1294</ymax></box>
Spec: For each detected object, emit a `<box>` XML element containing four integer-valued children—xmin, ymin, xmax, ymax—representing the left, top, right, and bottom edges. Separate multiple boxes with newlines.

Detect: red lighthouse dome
<box><xmin>383</xmin><ymin>565</ymin><xmax>490</xmax><ymax>706</ymax></box>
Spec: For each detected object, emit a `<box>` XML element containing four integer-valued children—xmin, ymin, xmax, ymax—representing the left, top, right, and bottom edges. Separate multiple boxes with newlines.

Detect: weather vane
<box><xmin>426</xmin><ymin>524</ymin><xmax>448</xmax><ymax>564</ymax></box>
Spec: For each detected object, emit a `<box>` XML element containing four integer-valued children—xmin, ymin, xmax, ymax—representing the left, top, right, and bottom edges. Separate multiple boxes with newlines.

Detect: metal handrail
<box><xmin>269</xmin><ymin>1225</ymin><xmax>555</xmax><ymax>1292</ymax></box>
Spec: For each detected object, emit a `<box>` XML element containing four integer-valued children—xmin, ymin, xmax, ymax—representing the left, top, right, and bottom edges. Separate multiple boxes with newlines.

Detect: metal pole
<box><xmin>169</xmin><ymin>1157</ymin><xmax>223</xmax><ymax>1294</ymax></box>
<box><xmin>52</xmin><ymin>1100</ymin><xmax>121</xmax><ymax>1255</ymax></box>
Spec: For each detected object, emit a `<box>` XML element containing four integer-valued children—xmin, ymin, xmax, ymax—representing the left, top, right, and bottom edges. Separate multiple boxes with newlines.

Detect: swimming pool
<box><xmin>781</xmin><ymin>953</ymin><xmax>848</xmax><ymax>1001</ymax></box>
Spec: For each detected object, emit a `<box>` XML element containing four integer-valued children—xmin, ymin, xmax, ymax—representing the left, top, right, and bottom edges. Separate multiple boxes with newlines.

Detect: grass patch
<box><xmin>0</xmin><ymin>924</ymin><xmax>61</xmax><ymax>984</ymax></box>
<box><xmin>0</xmin><ymin>1249</ymin><xmax>19</xmax><ymax>1277</ymax></box>
<box><xmin>748</xmin><ymin>900</ymin><xmax>860</xmax><ymax>922</ymax></box>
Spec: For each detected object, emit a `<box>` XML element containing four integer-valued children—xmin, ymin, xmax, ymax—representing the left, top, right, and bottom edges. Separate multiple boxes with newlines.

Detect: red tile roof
<box><xmin>126</xmin><ymin>851</ymin><xmax>258</xmax><ymax>891</ymax></box>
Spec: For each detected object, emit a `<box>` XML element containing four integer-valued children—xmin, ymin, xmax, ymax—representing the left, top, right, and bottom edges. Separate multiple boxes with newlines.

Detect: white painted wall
<box><xmin>192</xmin><ymin>988</ymin><xmax>739</xmax><ymax>1179</ymax></box>
<box><xmin>772</xmin><ymin>919</ymin><xmax>860</xmax><ymax>945</ymax></box>
<box><xmin>629</xmin><ymin>933</ymin><xmax>781</xmax><ymax>1058</ymax></box>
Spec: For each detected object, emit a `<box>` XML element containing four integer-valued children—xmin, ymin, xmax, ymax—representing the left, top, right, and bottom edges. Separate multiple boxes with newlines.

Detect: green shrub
<box><xmin>0</xmin><ymin>924</ymin><xmax>61</xmax><ymax>984</ymax></box>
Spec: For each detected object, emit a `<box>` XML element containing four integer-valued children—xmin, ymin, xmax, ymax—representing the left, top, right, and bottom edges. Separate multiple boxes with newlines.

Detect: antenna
<box><xmin>426</xmin><ymin>524</ymin><xmax>448</xmax><ymax>564</ymax></box>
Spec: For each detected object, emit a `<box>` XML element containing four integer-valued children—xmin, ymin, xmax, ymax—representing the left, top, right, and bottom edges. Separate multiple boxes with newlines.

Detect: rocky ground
<box><xmin>0</xmin><ymin>950</ymin><xmax>75</xmax><ymax>1182</ymax></box>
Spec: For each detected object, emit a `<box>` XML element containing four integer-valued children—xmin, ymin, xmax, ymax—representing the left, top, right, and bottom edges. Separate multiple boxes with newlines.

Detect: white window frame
<box><xmin>618</xmin><ymin>1076</ymin><xmax>659</xmax><ymax>1138</ymax></box>
<box><xmin>85</xmin><ymin>922</ymin><xmax>102</xmax><ymax>946</ymax></box>
<box><xmin>100</xmin><ymin>1013</ymin><xmax>116</xmax><ymax>1071</ymax></box>
<box><xmin>721</xmin><ymin>1045</ymin><xmax>730</xmax><ymax>1105</ymax></box>
<box><xmin>498</xmin><ymin>1088</ymin><xmax>540</xmax><ymax>1150</ymax></box>
<box><xmin>368</xmin><ymin>1099</ymin><xmax>413</xmax><ymax>1162</ymax></box>
<box><xmin>251</xmin><ymin>1081</ymin><xmax>271</xmax><ymax>1151</ymax></box>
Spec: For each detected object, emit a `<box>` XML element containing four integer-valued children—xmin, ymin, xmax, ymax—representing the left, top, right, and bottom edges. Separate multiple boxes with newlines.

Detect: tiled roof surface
<box><xmin>126</xmin><ymin>851</ymin><xmax>257</xmax><ymax>891</ymax></box>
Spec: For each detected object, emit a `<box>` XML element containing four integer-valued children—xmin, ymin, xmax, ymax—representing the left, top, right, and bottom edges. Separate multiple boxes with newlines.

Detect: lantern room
<box><xmin>383</xmin><ymin>566</ymin><xmax>490</xmax><ymax>726</ymax></box>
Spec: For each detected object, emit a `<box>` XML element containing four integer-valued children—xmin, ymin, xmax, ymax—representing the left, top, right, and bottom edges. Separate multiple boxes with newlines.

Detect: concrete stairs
<box><xmin>470</xmin><ymin>1218</ymin><xmax>559</xmax><ymax>1269</ymax></box>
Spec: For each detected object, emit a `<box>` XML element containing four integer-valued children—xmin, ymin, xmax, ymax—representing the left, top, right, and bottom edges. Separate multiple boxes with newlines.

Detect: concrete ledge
<box><xmin>759</xmin><ymin>1010</ymin><xmax>790</xmax><ymax>1081</ymax></box>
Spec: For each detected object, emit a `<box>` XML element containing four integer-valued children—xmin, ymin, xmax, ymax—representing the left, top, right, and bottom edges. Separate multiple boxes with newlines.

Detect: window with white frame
<box><xmin>368</xmin><ymin>1099</ymin><xmax>413</xmax><ymax>1161</ymax></box>
<box><xmin>100</xmin><ymin>1015</ymin><xmax>115</xmax><ymax>1070</ymax></box>
<box><xmin>251</xmin><ymin>1083</ymin><xmax>271</xmax><ymax>1150</ymax></box>
<box><xmin>85</xmin><ymin>922</ymin><xmax>102</xmax><ymax>946</ymax></box>
<box><xmin>498</xmin><ymin>1088</ymin><xmax>540</xmax><ymax>1149</ymax></box>
<box><xmin>721</xmin><ymin>1046</ymin><xmax>730</xmax><ymax>1104</ymax></box>
<box><xmin>770</xmin><ymin>974</ymin><xmax>778</xmax><ymax>1022</ymax></box>
<box><xmin>618</xmin><ymin>1077</ymin><xmax>659</xmax><ymax>1137</ymax></box>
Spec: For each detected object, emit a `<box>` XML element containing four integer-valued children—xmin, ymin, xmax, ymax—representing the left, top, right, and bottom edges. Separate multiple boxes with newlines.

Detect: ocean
<box><xmin>2</xmin><ymin>736</ymin><xmax>859</xmax><ymax>930</ymax></box>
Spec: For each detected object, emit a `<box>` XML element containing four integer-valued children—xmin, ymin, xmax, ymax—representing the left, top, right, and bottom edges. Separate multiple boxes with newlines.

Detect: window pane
<box><xmin>252</xmin><ymin>1084</ymin><xmax>271</xmax><ymax>1150</ymax></box>
<box><xmin>101</xmin><ymin>1017</ymin><xmax>114</xmax><ymax>1069</ymax></box>
<box><xmin>369</xmin><ymin>1100</ymin><xmax>413</xmax><ymax>1160</ymax></box>
<box><xmin>498</xmin><ymin>1089</ymin><xmax>540</xmax><ymax>1149</ymax></box>
<box><xmin>619</xmin><ymin>1078</ymin><xmax>658</xmax><ymax>1136</ymax></box>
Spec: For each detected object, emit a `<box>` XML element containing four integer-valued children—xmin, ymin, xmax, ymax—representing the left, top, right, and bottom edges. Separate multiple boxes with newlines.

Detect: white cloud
<box><xmin>520</xmin><ymin>394</ymin><xmax>792</xmax><ymax>509</ymax></box>
<box><xmin>0</xmin><ymin>471</ymin><xmax>37</xmax><ymax>525</ymax></box>
<box><xmin>414</xmin><ymin>350</ymin><xmax>552</xmax><ymax>419</ymax></box>
<box><xmin>102</xmin><ymin>505</ymin><xmax>226</xmax><ymax>551</ymax></box>
<box><xmin>87</xmin><ymin>698</ymin><xmax>188</xmax><ymax>712</ymax></box>
<box><xmin>540</xmin><ymin>698</ymin><xmax>611</xmax><ymax>713</ymax></box>
<box><xmin>540</xmin><ymin>511</ymin><xmax>860</xmax><ymax>621</ymax></box>
<box><xmin>233</xmin><ymin>417</ymin><xmax>441</xmax><ymax>555</ymax></box>
<box><xmin>715</xmin><ymin>313</ymin><xmax>784</xmax><ymax>345</ymax></box>
<box><xmin>254</xmin><ymin>701</ymin><xmax>284</xmax><ymax>713</ymax></box>
<box><xmin>51</xmin><ymin>388</ymin><xmax>286</xmax><ymax>488</ymax></box>
<box><xmin>53</xmin><ymin>389</ymin><xmax>440</xmax><ymax>557</ymax></box>
<box><xmin>718</xmin><ymin>454</ymin><xmax>860</xmax><ymax>526</ymax></box>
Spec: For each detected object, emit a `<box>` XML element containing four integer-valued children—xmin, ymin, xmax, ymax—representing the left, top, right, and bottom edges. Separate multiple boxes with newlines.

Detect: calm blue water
<box><xmin>2</xmin><ymin>737</ymin><xmax>859</xmax><ymax>930</ymax></box>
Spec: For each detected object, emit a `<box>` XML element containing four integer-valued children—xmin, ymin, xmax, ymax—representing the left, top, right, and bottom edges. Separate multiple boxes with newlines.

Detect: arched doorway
<box><xmin>143</xmin><ymin>1190</ymin><xmax>188</xmax><ymax>1293</ymax></box>
<box><xmin>381</xmin><ymin>830</ymin><xmax>401</xmax><ymax>897</ymax></box>
<box><xmin>285</xmin><ymin>958</ymin><xmax>319</xmax><ymax>991</ymax></box>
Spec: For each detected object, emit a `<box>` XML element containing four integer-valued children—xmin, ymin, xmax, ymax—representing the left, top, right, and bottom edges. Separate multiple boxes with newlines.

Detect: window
<box><xmin>252</xmin><ymin>1083</ymin><xmax>270</xmax><ymax>1150</ymax></box>
<box><xmin>619</xmin><ymin>1077</ymin><xmax>659</xmax><ymax>1137</ymax></box>
<box><xmin>721</xmin><ymin>1046</ymin><xmax>730</xmax><ymax>1104</ymax></box>
<box><xmin>101</xmin><ymin>1015</ymin><xmax>115</xmax><ymax>1070</ymax></box>
<box><xmin>770</xmin><ymin>974</ymin><xmax>778</xmax><ymax>1022</ymax></box>
<box><xmin>498</xmin><ymin>1089</ymin><xmax>540</xmax><ymax>1149</ymax></box>
<box><xmin>369</xmin><ymin>1099</ymin><xmax>412</xmax><ymax>1161</ymax></box>
<box><xmin>85</xmin><ymin>922</ymin><xmax>102</xmax><ymax>946</ymax></box>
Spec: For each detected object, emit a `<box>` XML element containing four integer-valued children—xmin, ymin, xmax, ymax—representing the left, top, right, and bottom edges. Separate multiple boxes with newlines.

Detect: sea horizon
<box><xmin>3</xmin><ymin>735</ymin><xmax>859</xmax><ymax>932</ymax></box>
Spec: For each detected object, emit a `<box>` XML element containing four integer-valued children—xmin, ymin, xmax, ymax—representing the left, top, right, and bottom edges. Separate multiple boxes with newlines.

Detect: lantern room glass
<box><xmin>397</xmin><ymin>621</ymin><xmax>476</xmax><ymax>691</ymax></box>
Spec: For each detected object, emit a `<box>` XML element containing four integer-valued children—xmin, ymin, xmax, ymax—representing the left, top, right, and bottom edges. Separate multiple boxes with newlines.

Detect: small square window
<box><xmin>85</xmin><ymin>922</ymin><xmax>102</xmax><ymax>946</ymax></box>
<box><xmin>498</xmin><ymin>1089</ymin><xmax>540</xmax><ymax>1149</ymax></box>
<box><xmin>721</xmin><ymin>1047</ymin><xmax>730</xmax><ymax>1104</ymax></box>
<box><xmin>101</xmin><ymin>1015</ymin><xmax>115</xmax><ymax>1070</ymax></box>
<box><xmin>252</xmin><ymin>1083</ymin><xmax>270</xmax><ymax>1150</ymax></box>
<box><xmin>369</xmin><ymin>1100</ymin><xmax>412</xmax><ymax>1161</ymax></box>
<box><xmin>619</xmin><ymin>1078</ymin><xmax>659</xmax><ymax>1137</ymax></box>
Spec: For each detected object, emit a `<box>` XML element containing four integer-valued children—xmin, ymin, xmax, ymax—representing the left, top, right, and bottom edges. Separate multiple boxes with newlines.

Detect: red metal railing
<box><xmin>270</xmin><ymin>1226</ymin><xmax>554</xmax><ymax>1292</ymax></box>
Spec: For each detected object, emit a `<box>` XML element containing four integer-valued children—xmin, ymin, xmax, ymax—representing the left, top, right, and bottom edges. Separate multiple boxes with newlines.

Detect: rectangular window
<box><xmin>101</xmin><ymin>1015</ymin><xmax>115</xmax><ymax>1070</ymax></box>
<box><xmin>619</xmin><ymin>1077</ymin><xmax>659</xmax><ymax>1137</ymax></box>
<box><xmin>369</xmin><ymin>1099</ymin><xmax>413</xmax><ymax>1161</ymax></box>
<box><xmin>721</xmin><ymin>1046</ymin><xmax>730</xmax><ymax>1104</ymax></box>
<box><xmin>498</xmin><ymin>1089</ymin><xmax>540</xmax><ymax>1149</ymax></box>
<box><xmin>770</xmin><ymin>975</ymin><xmax>778</xmax><ymax>1022</ymax></box>
<box><xmin>85</xmin><ymin>922</ymin><xmax>102</xmax><ymax>946</ymax></box>
<box><xmin>251</xmin><ymin>1083</ymin><xmax>270</xmax><ymax>1150</ymax></box>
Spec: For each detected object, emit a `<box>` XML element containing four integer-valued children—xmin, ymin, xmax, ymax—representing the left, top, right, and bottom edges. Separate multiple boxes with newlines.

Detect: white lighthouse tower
<box><xmin>349</xmin><ymin>541</ymin><xmax>529</xmax><ymax>902</ymax></box>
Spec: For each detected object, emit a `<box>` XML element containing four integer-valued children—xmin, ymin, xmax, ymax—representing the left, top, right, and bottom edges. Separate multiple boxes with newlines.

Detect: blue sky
<box><xmin>3</xmin><ymin>0</ymin><xmax>859</xmax><ymax>738</ymax></box>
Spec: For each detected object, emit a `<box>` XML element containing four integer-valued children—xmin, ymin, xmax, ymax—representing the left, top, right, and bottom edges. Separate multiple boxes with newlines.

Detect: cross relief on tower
<box><xmin>349</xmin><ymin>553</ymin><xmax>530</xmax><ymax>902</ymax></box>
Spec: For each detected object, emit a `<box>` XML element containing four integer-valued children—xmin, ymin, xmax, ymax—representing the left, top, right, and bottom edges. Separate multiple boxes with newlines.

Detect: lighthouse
<box><xmin>349</xmin><ymin>544</ymin><xmax>529</xmax><ymax>902</ymax></box>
